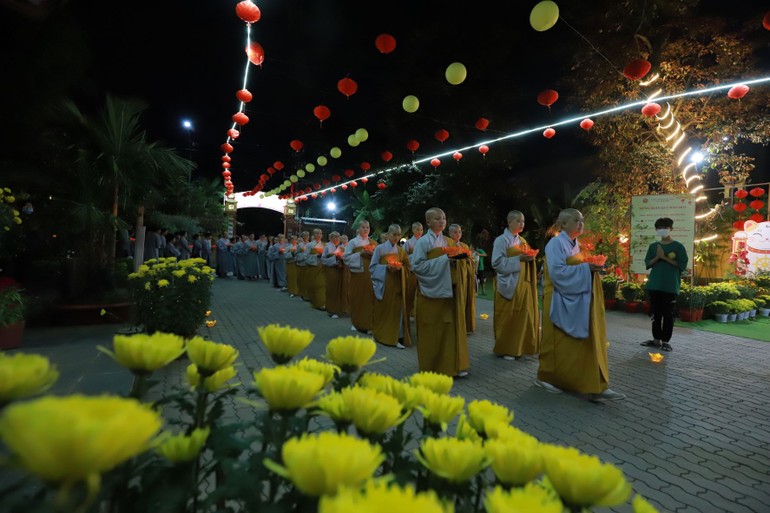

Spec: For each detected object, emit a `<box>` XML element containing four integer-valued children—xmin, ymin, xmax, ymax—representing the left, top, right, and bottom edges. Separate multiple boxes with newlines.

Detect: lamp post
<box><xmin>327</xmin><ymin>201</ymin><xmax>337</xmax><ymax>228</ymax></box>
<box><xmin>181</xmin><ymin>119</ymin><xmax>194</xmax><ymax>183</ymax></box>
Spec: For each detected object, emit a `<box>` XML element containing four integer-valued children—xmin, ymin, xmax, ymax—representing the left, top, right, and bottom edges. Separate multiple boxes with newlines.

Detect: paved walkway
<box><xmin>10</xmin><ymin>278</ymin><xmax>770</xmax><ymax>513</ymax></box>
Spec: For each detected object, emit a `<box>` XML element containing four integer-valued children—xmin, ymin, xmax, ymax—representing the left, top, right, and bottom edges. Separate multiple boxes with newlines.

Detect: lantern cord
<box><xmin>559</xmin><ymin>16</ymin><xmax>622</xmax><ymax>76</ymax></box>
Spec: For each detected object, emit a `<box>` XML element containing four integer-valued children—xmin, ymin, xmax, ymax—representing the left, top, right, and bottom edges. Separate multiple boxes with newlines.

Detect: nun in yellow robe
<box><xmin>370</xmin><ymin>226</ymin><xmax>412</xmax><ymax>347</ymax></box>
<box><xmin>304</xmin><ymin>232</ymin><xmax>326</xmax><ymax>310</ymax></box>
<box><xmin>343</xmin><ymin>221</ymin><xmax>377</xmax><ymax>332</ymax></box>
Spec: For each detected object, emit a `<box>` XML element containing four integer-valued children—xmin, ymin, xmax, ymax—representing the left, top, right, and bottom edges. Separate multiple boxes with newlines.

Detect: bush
<box><xmin>707</xmin><ymin>301</ymin><xmax>729</xmax><ymax>314</ymax></box>
<box><xmin>620</xmin><ymin>282</ymin><xmax>643</xmax><ymax>302</ymax></box>
<box><xmin>677</xmin><ymin>284</ymin><xmax>706</xmax><ymax>309</ymax></box>
<box><xmin>0</xmin><ymin>277</ymin><xmax>24</xmax><ymax>327</ymax></box>
<box><xmin>704</xmin><ymin>282</ymin><xmax>741</xmax><ymax>302</ymax></box>
<box><xmin>601</xmin><ymin>275</ymin><xmax>621</xmax><ymax>299</ymax></box>
<box><xmin>128</xmin><ymin>257</ymin><xmax>215</xmax><ymax>338</ymax></box>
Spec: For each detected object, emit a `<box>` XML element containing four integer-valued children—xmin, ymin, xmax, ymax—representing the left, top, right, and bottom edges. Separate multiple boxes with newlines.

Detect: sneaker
<box><xmin>534</xmin><ymin>379</ymin><xmax>563</xmax><ymax>394</ymax></box>
<box><xmin>455</xmin><ymin>370</ymin><xmax>470</xmax><ymax>379</ymax></box>
<box><xmin>279</xmin><ymin>287</ymin><xmax>287</xmax><ymax>292</ymax></box>
<box><xmin>501</xmin><ymin>355</ymin><xmax>515</xmax><ymax>361</ymax></box>
<box><xmin>396</xmin><ymin>342</ymin><xmax>406</xmax><ymax>349</ymax></box>
<box><xmin>288</xmin><ymin>294</ymin><xmax>295</xmax><ymax>298</ymax></box>
<box><xmin>330</xmin><ymin>314</ymin><xmax>339</xmax><ymax>319</ymax></box>
<box><xmin>351</xmin><ymin>325</ymin><xmax>358</xmax><ymax>331</ymax></box>
<box><xmin>591</xmin><ymin>389</ymin><xmax>626</xmax><ymax>402</ymax></box>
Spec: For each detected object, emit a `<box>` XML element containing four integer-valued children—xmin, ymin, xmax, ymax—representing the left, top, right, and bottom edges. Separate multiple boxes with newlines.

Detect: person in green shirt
<box><xmin>641</xmin><ymin>217</ymin><xmax>688</xmax><ymax>352</ymax></box>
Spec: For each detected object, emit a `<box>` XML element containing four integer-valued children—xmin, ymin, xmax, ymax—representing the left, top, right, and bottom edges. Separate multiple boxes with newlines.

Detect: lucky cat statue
<box><xmin>733</xmin><ymin>221</ymin><xmax>770</xmax><ymax>274</ymax></box>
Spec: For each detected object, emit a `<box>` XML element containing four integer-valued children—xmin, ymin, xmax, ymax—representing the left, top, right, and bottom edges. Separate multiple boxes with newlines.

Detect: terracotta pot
<box><xmin>0</xmin><ymin>320</ymin><xmax>25</xmax><ymax>350</ymax></box>
<box><xmin>679</xmin><ymin>308</ymin><xmax>703</xmax><ymax>322</ymax></box>
<box><xmin>604</xmin><ymin>299</ymin><xmax>617</xmax><ymax>311</ymax></box>
<box><xmin>625</xmin><ymin>301</ymin><xmax>641</xmax><ymax>313</ymax></box>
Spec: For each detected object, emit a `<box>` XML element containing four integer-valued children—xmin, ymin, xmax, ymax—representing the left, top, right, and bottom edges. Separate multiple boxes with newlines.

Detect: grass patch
<box><xmin>675</xmin><ymin>315</ymin><xmax>770</xmax><ymax>342</ymax></box>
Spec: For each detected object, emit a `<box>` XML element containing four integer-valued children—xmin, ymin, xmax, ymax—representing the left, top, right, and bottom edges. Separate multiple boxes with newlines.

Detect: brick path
<box><xmin>11</xmin><ymin>277</ymin><xmax>770</xmax><ymax>513</ymax></box>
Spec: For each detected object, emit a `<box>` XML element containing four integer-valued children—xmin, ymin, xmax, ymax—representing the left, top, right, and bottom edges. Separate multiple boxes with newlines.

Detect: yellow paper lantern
<box><xmin>330</xmin><ymin>147</ymin><xmax>342</xmax><ymax>158</ymax></box>
<box><xmin>297</xmin><ymin>170</ymin><xmax>306</xmax><ymax>178</ymax></box>
<box><xmin>402</xmin><ymin>95</ymin><xmax>420</xmax><ymax>113</ymax></box>
<box><xmin>305</xmin><ymin>163</ymin><xmax>315</xmax><ymax>172</ymax></box>
<box><xmin>347</xmin><ymin>134</ymin><xmax>360</xmax><ymax>147</ymax></box>
<box><xmin>283</xmin><ymin>180</ymin><xmax>291</xmax><ymax>187</ymax></box>
<box><xmin>317</xmin><ymin>156</ymin><xmax>328</xmax><ymax>166</ymax></box>
<box><xmin>530</xmin><ymin>1</ymin><xmax>559</xmax><ymax>32</ymax></box>
<box><xmin>445</xmin><ymin>62</ymin><xmax>467</xmax><ymax>85</ymax></box>
<box><xmin>290</xmin><ymin>175</ymin><xmax>298</xmax><ymax>183</ymax></box>
<box><xmin>355</xmin><ymin>128</ymin><xmax>369</xmax><ymax>142</ymax></box>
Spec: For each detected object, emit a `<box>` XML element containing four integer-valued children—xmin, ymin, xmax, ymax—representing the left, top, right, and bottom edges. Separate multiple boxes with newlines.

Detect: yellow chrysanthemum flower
<box><xmin>253</xmin><ymin>366</ymin><xmax>325</xmax><ymax>412</ymax></box>
<box><xmin>484</xmin><ymin>421</ymin><xmax>521</xmax><ymax>441</ymax></box>
<box><xmin>415</xmin><ymin>437</ymin><xmax>489</xmax><ymax>483</ymax></box>
<box><xmin>257</xmin><ymin>324</ymin><xmax>315</xmax><ymax>364</ymax></box>
<box><xmin>186</xmin><ymin>364</ymin><xmax>238</xmax><ymax>392</ymax></box>
<box><xmin>172</xmin><ymin>269</ymin><xmax>186</xmax><ymax>278</ymax></box>
<box><xmin>409</xmin><ymin>371</ymin><xmax>453</xmax><ymax>394</ymax></box>
<box><xmin>484</xmin><ymin>484</ymin><xmax>563</xmax><ymax>513</ymax></box>
<box><xmin>542</xmin><ymin>445</ymin><xmax>632</xmax><ymax>509</ymax></box>
<box><xmin>187</xmin><ymin>275</ymin><xmax>198</xmax><ymax>283</ymax></box>
<box><xmin>0</xmin><ymin>353</ymin><xmax>59</xmax><ymax>403</ymax></box>
<box><xmin>0</xmin><ymin>395</ymin><xmax>161</xmax><ymax>483</ymax></box>
<box><xmin>324</xmin><ymin>336</ymin><xmax>377</xmax><ymax>371</ymax></box>
<box><xmin>341</xmin><ymin>386</ymin><xmax>409</xmax><ymax>435</ymax></box>
<box><xmin>144</xmin><ymin>281</ymin><xmax>152</xmax><ymax>290</ymax></box>
<box><xmin>485</xmin><ymin>436</ymin><xmax>543</xmax><ymax>486</ymax></box>
<box><xmin>186</xmin><ymin>337</ymin><xmax>239</xmax><ymax>375</ymax></box>
<box><xmin>416</xmin><ymin>387</ymin><xmax>465</xmax><ymax>428</ymax></box>
<box><xmin>467</xmin><ymin>399</ymin><xmax>514</xmax><ymax>436</ymax></box>
<box><xmin>320</xmin><ymin>479</ymin><xmax>447</xmax><ymax>513</ymax></box>
<box><xmin>157</xmin><ymin>279</ymin><xmax>170</xmax><ymax>287</ymax></box>
<box><xmin>265</xmin><ymin>432</ymin><xmax>383</xmax><ymax>496</ymax></box>
<box><xmin>456</xmin><ymin>414</ymin><xmax>482</xmax><ymax>443</ymax></box>
<box><xmin>632</xmin><ymin>494</ymin><xmax>660</xmax><ymax>513</ymax></box>
<box><xmin>316</xmin><ymin>391</ymin><xmax>352</xmax><ymax>423</ymax></box>
<box><xmin>291</xmin><ymin>357</ymin><xmax>339</xmax><ymax>386</ymax></box>
<box><xmin>98</xmin><ymin>333</ymin><xmax>185</xmax><ymax>374</ymax></box>
<box><xmin>359</xmin><ymin>373</ymin><xmax>420</xmax><ymax>410</ymax></box>
<box><xmin>155</xmin><ymin>427</ymin><xmax>210</xmax><ymax>463</ymax></box>
<box><xmin>138</xmin><ymin>264</ymin><xmax>150</xmax><ymax>272</ymax></box>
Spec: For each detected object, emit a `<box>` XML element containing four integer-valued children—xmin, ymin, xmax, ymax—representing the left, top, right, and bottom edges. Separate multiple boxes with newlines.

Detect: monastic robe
<box><xmin>343</xmin><ymin>235</ymin><xmax>377</xmax><ymax>331</ymax></box>
<box><xmin>304</xmin><ymin>239</ymin><xmax>326</xmax><ymax>309</ymax></box>
<box><xmin>491</xmin><ymin>231</ymin><xmax>539</xmax><ymax>357</ymax></box>
<box><xmin>411</xmin><ymin>231</ymin><xmax>469</xmax><ymax>376</ymax></box>
<box><xmin>537</xmin><ymin>231</ymin><xmax>609</xmax><ymax>394</ymax></box>
<box><xmin>405</xmin><ymin>235</ymin><xmax>420</xmax><ymax>317</ymax></box>
<box><xmin>286</xmin><ymin>243</ymin><xmax>299</xmax><ymax>295</ymax></box>
<box><xmin>267</xmin><ymin>241</ymin><xmax>290</xmax><ymax>288</ymax></box>
<box><xmin>295</xmin><ymin>240</ymin><xmax>309</xmax><ymax>299</ymax></box>
<box><xmin>370</xmin><ymin>241</ymin><xmax>412</xmax><ymax>347</ymax></box>
<box><xmin>322</xmin><ymin>241</ymin><xmax>346</xmax><ymax>316</ymax></box>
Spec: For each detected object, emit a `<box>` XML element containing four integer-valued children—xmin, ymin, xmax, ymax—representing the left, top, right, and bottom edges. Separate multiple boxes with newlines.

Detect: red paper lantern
<box><xmin>735</xmin><ymin>189</ymin><xmax>748</xmax><ymax>199</ymax></box>
<box><xmin>313</xmin><ymin>105</ymin><xmax>331</xmax><ymax>126</ymax></box>
<box><xmin>305</xmin><ymin>187</ymin><xmax>312</xmax><ymax>193</ymax></box>
<box><xmin>337</xmin><ymin>77</ymin><xmax>358</xmax><ymax>98</ymax></box>
<box><xmin>733</xmin><ymin>202</ymin><xmax>747</xmax><ymax>212</ymax></box>
<box><xmin>727</xmin><ymin>85</ymin><xmax>749</xmax><ymax>100</ymax></box>
<box><xmin>380</xmin><ymin>151</ymin><xmax>392</xmax><ymax>162</ymax></box>
<box><xmin>235</xmin><ymin>1</ymin><xmax>261</xmax><ymax>23</ymax></box>
<box><xmin>331</xmin><ymin>174</ymin><xmax>341</xmax><ymax>183</ymax></box>
<box><xmin>344</xmin><ymin>169</ymin><xmax>355</xmax><ymax>178</ymax></box>
<box><xmin>374</xmin><ymin>34</ymin><xmax>397</xmax><ymax>54</ymax></box>
<box><xmin>221</xmin><ymin>143</ymin><xmax>234</xmax><ymax>153</ymax></box>
<box><xmin>406</xmin><ymin>140</ymin><xmax>420</xmax><ymax>153</ymax></box>
<box><xmin>750</xmin><ymin>213</ymin><xmax>765</xmax><ymax>223</ymax></box>
<box><xmin>475</xmin><ymin>118</ymin><xmax>489</xmax><ymax>131</ymax></box>
<box><xmin>543</xmin><ymin>128</ymin><xmax>556</xmax><ymax>139</ymax></box>
<box><xmin>479</xmin><ymin>145</ymin><xmax>489</xmax><ymax>155</ymax></box>
<box><xmin>641</xmin><ymin>103</ymin><xmax>661</xmax><ymax>117</ymax></box>
<box><xmin>537</xmin><ymin>89</ymin><xmax>559</xmax><ymax>108</ymax></box>
<box><xmin>580</xmin><ymin>118</ymin><xmax>594</xmax><ymax>131</ymax></box>
<box><xmin>246</xmin><ymin>41</ymin><xmax>265</xmax><ymax>67</ymax></box>
<box><xmin>330</xmin><ymin>188</ymin><xmax>337</xmax><ymax>194</ymax></box>
<box><xmin>236</xmin><ymin>89</ymin><xmax>253</xmax><ymax>103</ymax></box>
<box><xmin>259</xmin><ymin>173</ymin><xmax>269</xmax><ymax>182</ymax></box>
<box><xmin>749</xmin><ymin>187</ymin><xmax>766</xmax><ymax>197</ymax></box>
<box><xmin>350</xmin><ymin>181</ymin><xmax>358</xmax><ymax>187</ymax></box>
<box><xmin>453</xmin><ymin>152</ymin><xmax>463</xmax><ymax>162</ymax></box>
<box><xmin>750</xmin><ymin>200</ymin><xmax>765</xmax><ymax>211</ymax></box>
<box><xmin>312</xmin><ymin>193</ymin><xmax>318</xmax><ymax>199</ymax></box>
<box><xmin>267</xmin><ymin>167</ymin><xmax>275</xmax><ymax>175</ymax></box>
<box><xmin>361</xmin><ymin>177</ymin><xmax>369</xmax><ymax>183</ymax></box>
<box><xmin>322</xmin><ymin>179</ymin><xmax>330</xmax><ymax>187</ymax></box>
<box><xmin>221</xmin><ymin>155</ymin><xmax>231</xmax><ymax>162</ymax></box>
<box><xmin>764</xmin><ymin>12</ymin><xmax>770</xmax><ymax>30</ymax></box>
<box><xmin>341</xmin><ymin>184</ymin><xmax>348</xmax><ymax>191</ymax></box>
<box><xmin>622</xmin><ymin>59</ymin><xmax>652</xmax><ymax>81</ymax></box>
<box><xmin>227</xmin><ymin>128</ymin><xmax>240</xmax><ymax>139</ymax></box>
<box><xmin>430</xmin><ymin>158</ymin><xmax>441</xmax><ymax>168</ymax></box>
<box><xmin>313</xmin><ymin>183</ymin><xmax>321</xmax><ymax>190</ymax></box>
<box><xmin>377</xmin><ymin>181</ymin><xmax>387</xmax><ymax>190</ymax></box>
<box><xmin>274</xmin><ymin>161</ymin><xmax>284</xmax><ymax>170</ymax></box>
<box><xmin>222</xmin><ymin>162</ymin><xmax>231</xmax><ymax>169</ymax></box>
<box><xmin>361</xmin><ymin>161</ymin><xmax>371</xmax><ymax>171</ymax></box>
<box><xmin>222</xmin><ymin>170</ymin><xmax>231</xmax><ymax>178</ymax></box>
<box><xmin>233</xmin><ymin>112</ymin><xmax>249</xmax><ymax>125</ymax></box>
<box><xmin>290</xmin><ymin>140</ymin><xmax>304</xmax><ymax>152</ymax></box>
<box><xmin>434</xmin><ymin>129</ymin><xmax>449</xmax><ymax>143</ymax></box>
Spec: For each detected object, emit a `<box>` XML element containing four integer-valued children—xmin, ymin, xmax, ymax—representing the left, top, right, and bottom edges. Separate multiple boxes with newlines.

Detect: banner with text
<box><xmin>630</xmin><ymin>194</ymin><xmax>695</xmax><ymax>275</ymax></box>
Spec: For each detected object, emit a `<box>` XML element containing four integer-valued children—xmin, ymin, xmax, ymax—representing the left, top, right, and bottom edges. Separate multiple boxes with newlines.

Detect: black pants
<box><xmin>649</xmin><ymin>290</ymin><xmax>676</xmax><ymax>342</ymax></box>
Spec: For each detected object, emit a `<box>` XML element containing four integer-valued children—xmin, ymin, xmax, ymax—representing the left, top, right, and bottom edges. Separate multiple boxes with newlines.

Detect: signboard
<box><xmin>630</xmin><ymin>194</ymin><xmax>695</xmax><ymax>275</ymax></box>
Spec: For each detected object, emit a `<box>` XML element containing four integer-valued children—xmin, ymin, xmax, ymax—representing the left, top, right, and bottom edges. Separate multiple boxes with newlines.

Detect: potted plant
<box><xmin>601</xmin><ymin>275</ymin><xmax>621</xmax><ymax>310</ymax></box>
<box><xmin>620</xmin><ymin>282</ymin><xmax>643</xmax><ymax>313</ymax></box>
<box><xmin>755</xmin><ymin>295</ymin><xmax>770</xmax><ymax>317</ymax></box>
<box><xmin>726</xmin><ymin>299</ymin><xmax>741</xmax><ymax>322</ymax></box>
<box><xmin>708</xmin><ymin>301</ymin><xmax>729</xmax><ymax>323</ymax></box>
<box><xmin>677</xmin><ymin>285</ymin><xmax>705</xmax><ymax>322</ymax></box>
<box><xmin>0</xmin><ymin>277</ymin><xmax>25</xmax><ymax>349</ymax></box>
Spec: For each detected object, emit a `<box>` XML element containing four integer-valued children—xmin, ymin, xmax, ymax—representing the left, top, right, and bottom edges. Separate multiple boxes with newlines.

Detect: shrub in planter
<box><xmin>128</xmin><ymin>257</ymin><xmax>215</xmax><ymax>338</ymax></box>
<box><xmin>0</xmin><ymin>277</ymin><xmax>25</xmax><ymax>349</ymax></box>
<box><xmin>620</xmin><ymin>282</ymin><xmax>643</xmax><ymax>303</ymax></box>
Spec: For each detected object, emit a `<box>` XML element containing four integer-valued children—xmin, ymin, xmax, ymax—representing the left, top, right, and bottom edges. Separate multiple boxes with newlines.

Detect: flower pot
<box><xmin>714</xmin><ymin>313</ymin><xmax>729</xmax><ymax>323</ymax></box>
<box><xmin>759</xmin><ymin>308</ymin><xmax>770</xmax><ymax>317</ymax></box>
<box><xmin>604</xmin><ymin>299</ymin><xmax>617</xmax><ymax>311</ymax></box>
<box><xmin>642</xmin><ymin>301</ymin><xmax>651</xmax><ymax>315</ymax></box>
<box><xmin>749</xmin><ymin>309</ymin><xmax>757</xmax><ymax>318</ymax></box>
<box><xmin>728</xmin><ymin>313</ymin><xmax>737</xmax><ymax>322</ymax></box>
<box><xmin>0</xmin><ymin>320</ymin><xmax>25</xmax><ymax>350</ymax></box>
<box><xmin>625</xmin><ymin>301</ymin><xmax>641</xmax><ymax>313</ymax></box>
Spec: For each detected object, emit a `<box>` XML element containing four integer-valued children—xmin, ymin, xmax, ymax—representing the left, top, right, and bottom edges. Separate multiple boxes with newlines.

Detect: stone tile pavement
<box><xmin>7</xmin><ymin>277</ymin><xmax>770</xmax><ymax>513</ymax></box>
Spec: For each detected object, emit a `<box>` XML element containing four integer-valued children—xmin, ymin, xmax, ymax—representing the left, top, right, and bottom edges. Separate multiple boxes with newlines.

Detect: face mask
<box><xmin>656</xmin><ymin>229</ymin><xmax>671</xmax><ymax>238</ymax></box>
